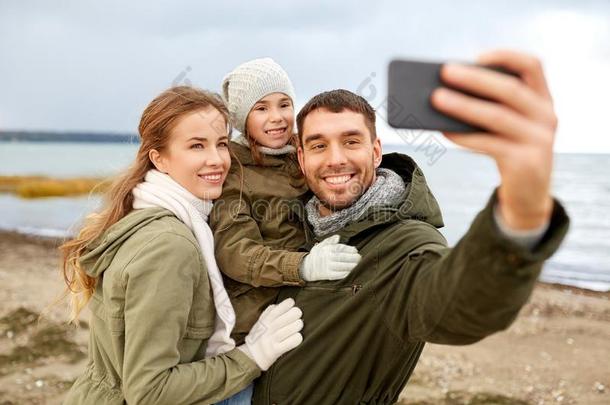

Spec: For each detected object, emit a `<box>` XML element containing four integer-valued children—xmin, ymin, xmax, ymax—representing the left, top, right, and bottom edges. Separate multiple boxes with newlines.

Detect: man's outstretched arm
<box><xmin>380</xmin><ymin>189</ymin><xmax>568</xmax><ymax>345</ymax></box>
<box><xmin>382</xmin><ymin>50</ymin><xmax>570</xmax><ymax>344</ymax></box>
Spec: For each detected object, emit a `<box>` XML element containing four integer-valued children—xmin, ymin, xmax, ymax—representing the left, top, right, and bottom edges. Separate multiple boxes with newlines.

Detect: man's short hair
<box><xmin>296</xmin><ymin>89</ymin><xmax>376</xmax><ymax>145</ymax></box>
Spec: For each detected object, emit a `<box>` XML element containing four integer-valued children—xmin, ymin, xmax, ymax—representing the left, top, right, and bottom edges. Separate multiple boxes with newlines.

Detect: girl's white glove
<box><xmin>299</xmin><ymin>235</ymin><xmax>361</xmax><ymax>281</ymax></box>
<box><xmin>237</xmin><ymin>298</ymin><xmax>303</xmax><ymax>371</ymax></box>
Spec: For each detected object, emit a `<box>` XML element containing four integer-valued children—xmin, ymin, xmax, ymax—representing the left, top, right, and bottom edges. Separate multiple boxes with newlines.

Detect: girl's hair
<box><xmin>59</xmin><ymin>86</ymin><xmax>230</xmax><ymax>323</ymax></box>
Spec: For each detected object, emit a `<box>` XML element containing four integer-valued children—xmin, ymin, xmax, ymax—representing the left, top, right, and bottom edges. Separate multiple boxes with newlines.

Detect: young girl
<box><xmin>61</xmin><ymin>86</ymin><xmax>303</xmax><ymax>405</ymax></box>
<box><xmin>211</xmin><ymin>58</ymin><xmax>361</xmax><ymax>345</ymax></box>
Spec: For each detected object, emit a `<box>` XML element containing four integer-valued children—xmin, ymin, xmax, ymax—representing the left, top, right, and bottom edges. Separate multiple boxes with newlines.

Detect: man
<box><xmin>252</xmin><ymin>49</ymin><xmax>570</xmax><ymax>404</ymax></box>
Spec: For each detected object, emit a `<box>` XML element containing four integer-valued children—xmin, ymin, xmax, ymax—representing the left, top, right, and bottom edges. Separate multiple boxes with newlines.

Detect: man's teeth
<box><xmin>201</xmin><ymin>174</ymin><xmax>221</xmax><ymax>181</ymax></box>
<box><xmin>325</xmin><ymin>175</ymin><xmax>352</xmax><ymax>184</ymax></box>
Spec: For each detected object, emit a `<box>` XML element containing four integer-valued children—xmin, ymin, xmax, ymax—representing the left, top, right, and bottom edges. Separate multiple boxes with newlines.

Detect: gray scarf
<box><xmin>305</xmin><ymin>168</ymin><xmax>406</xmax><ymax>237</ymax></box>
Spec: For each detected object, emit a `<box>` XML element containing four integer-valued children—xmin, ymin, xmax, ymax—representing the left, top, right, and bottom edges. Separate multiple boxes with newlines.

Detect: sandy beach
<box><xmin>0</xmin><ymin>230</ymin><xmax>608</xmax><ymax>405</ymax></box>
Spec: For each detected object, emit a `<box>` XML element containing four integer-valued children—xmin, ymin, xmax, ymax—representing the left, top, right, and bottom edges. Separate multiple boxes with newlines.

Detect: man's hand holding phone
<box><xmin>430</xmin><ymin>49</ymin><xmax>556</xmax><ymax>232</ymax></box>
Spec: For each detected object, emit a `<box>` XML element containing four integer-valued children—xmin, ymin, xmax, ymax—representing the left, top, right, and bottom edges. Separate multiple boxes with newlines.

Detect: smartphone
<box><xmin>387</xmin><ymin>59</ymin><xmax>519</xmax><ymax>132</ymax></box>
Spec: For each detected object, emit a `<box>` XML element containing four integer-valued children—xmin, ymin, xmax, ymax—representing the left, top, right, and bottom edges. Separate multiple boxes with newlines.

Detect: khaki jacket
<box><xmin>64</xmin><ymin>207</ymin><xmax>260</xmax><ymax>405</ymax></box>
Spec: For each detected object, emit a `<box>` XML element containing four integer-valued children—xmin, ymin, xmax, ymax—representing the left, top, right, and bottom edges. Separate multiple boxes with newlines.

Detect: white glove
<box><xmin>299</xmin><ymin>235</ymin><xmax>361</xmax><ymax>282</ymax></box>
<box><xmin>237</xmin><ymin>298</ymin><xmax>303</xmax><ymax>371</ymax></box>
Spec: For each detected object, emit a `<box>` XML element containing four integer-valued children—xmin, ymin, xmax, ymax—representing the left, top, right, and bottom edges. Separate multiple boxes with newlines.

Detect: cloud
<box><xmin>0</xmin><ymin>0</ymin><xmax>609</xmax><ymax>152</ymax></box>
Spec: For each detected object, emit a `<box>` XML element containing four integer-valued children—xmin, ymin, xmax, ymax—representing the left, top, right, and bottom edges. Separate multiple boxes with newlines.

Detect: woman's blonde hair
<box><xmin>59</xmin><ymin>86</ymin><xmax>230</xmax><ymax>323</ymax></box>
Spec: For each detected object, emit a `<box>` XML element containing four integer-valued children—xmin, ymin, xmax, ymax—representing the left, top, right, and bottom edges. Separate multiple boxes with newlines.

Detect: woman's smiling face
<box><xmin>245</xmin><ymin>92</ymin><xmax>295</xmax><ymax>149</ymax></box>
<box><xmin>149</xmin><ymin>107</ymin><xmax>231</xmax><ymax>200</ymax></box>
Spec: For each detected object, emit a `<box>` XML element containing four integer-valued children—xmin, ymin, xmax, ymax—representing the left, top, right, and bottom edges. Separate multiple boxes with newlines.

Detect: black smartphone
<box><xmin>387</xmin><ymin>59</ymin><xmax>519</xmax><ymax>132</ymax></box>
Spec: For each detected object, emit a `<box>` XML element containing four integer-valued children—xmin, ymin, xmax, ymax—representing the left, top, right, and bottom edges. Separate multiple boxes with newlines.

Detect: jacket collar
<box><xmin>294</xmin><ymin>153</ymin><xmax>444</xmax><ymax>245</ymax></box>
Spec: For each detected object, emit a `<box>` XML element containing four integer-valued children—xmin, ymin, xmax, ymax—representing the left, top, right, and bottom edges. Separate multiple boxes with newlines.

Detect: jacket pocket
<box><xmin>181</xmin><ymin>307</ymin><xmax>215</xmax><ymax>362</ymax></box>
<box><xmin>293</xmin><ymin>283</ymin><xmax>365</xmax><ymax>327</ymax></box>
<box><xmin>89</xmin><ymin>295</ymin><xmax>106</xmax><ymax>319</ymax></box>
<box><xmin>302</xmin><ymin>284</ymin><xmax>363</xmax><ymax>295</ymax></box>
<box><xmin>184</xmin><ymin>324</ymin><xmax>215</xmax><ymax>340</ymax></box>
<box><xmin>187</xmin><ymin>281</ymin><xmax>216</xmax><ymax>336</ymax></box>
<box><xmin>89</xmin><ymin>295</ymin><xmax>125</xmax><ymax>334</ymax></box>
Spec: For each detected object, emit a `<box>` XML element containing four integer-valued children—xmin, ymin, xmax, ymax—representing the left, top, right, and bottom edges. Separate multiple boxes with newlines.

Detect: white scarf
<box><xmin>132</xmin><ymin>169</ymin><xmax>236</xmax><ymax>357</ymax></box>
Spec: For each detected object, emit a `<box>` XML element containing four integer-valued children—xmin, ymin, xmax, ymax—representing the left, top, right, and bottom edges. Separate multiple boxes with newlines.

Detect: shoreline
<box><xmin>2</xmin><ymin>229</ymin><xmax>608</xmax><ymax>295</ymax></box>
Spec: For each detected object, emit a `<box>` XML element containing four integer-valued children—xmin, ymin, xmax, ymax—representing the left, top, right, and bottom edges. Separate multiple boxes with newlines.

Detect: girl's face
<box><xmin>245</xmin><ymin>92</ymin><xmax>294</xmax><ymax>149</ymax></box>
<box><xmin>150</xmin><ymin>107</ymin><xmax>231</xmax><ymax>200</ymax></box>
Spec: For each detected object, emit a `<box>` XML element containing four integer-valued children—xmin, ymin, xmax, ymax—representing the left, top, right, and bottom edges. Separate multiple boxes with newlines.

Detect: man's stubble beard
<box><xmin>314</xmin><ymin>155</ymin><xmax>377</xmax><ymax>215</ymax></box>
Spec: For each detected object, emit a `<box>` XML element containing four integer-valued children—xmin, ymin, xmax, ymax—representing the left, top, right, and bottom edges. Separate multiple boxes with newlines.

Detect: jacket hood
<box><xmin>79</xmin><ymin>207</ymin><xmax>174</xmax><ymax>278</ymax></box>
<box><xmin>382</xmin><ymin>152</ymin><xmax>444</xmax><ymax>227</ymax></box>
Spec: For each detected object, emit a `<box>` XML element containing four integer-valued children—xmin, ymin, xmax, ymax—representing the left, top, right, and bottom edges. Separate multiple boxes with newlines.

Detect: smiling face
<box><xmin>149</xmin><ymin>107</ymin><xmax>231</xmax><ymax>200</ymax></box>
<box><xmin>245</xmin><ymin>92</ymin><xmax>295</xmax><ymax>149</ymax></box>
<box><xmin>297</xmin><ymin>108</ymin><xmax>382</xmax><ymax>216</ymax></box>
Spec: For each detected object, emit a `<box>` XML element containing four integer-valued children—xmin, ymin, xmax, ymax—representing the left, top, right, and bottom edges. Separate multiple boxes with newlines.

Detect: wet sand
<box><xmin>0</xmin><ymin>231</ymin><xmax>608</xmax><ymax>405</ymax></box>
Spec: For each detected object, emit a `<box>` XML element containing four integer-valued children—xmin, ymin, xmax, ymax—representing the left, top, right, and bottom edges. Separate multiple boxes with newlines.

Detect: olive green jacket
<box><xmin>209</xmin><ymin>142</ymin><xmax>309</xmax><ymax>342</ymax></box>
<box><xmin>253</xmin><ymin>153</ymin><xmax>570</xmax><ymax>405</ymax></box>
<box><xmin>64</xmin><ymin>208</ymin><xmax>260</xmax><ymax>405</ymax></box>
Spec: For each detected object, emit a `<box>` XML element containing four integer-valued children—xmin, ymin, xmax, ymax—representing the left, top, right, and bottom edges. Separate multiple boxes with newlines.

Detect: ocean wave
<box><xmin>540</xmin><ymin>274</ymin><xmax>610</xmax><ymax>292</ymax></box>
<box><xmin>542</xmin><ymin>262</ymin><xmax>610</xmax><ymax>292</ymax></box>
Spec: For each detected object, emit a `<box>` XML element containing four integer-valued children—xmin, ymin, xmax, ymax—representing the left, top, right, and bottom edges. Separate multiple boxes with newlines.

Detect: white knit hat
<box><xmin>221</xmin><ymin>58</ymin><xmax>296</xmax><ymax>134</ymax></box>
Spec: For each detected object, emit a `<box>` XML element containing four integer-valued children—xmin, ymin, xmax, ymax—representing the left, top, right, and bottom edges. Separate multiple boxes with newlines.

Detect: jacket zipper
<box><xmin>303</xmin><ymin>284</ymin><xmax>362</xmax><ymax>296</ymax></box>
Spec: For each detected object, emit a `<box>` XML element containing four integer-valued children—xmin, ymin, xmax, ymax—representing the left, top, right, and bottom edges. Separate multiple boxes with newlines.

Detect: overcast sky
<box><xmin>1</xmin><ymin>0</ymin><xmax>609</xmax><ymax>153</ymax></box>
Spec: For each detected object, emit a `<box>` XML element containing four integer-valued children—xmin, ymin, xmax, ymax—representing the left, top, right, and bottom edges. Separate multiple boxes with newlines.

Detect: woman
<box><xmin>61</xmin><ymin>86</ymin><xmax>303</xmax><ymax>404</ymax></box>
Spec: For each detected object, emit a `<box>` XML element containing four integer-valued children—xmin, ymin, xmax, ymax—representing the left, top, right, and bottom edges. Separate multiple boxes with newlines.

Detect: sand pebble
<box><xmin>594</xmin><ymin>381</ymin><xmax>605</xmax><ymax>393</ymax></box>
<box><xmin>35</xmin><ymin>379</ymin><xmax>44</xmax><ymax>388</ymax></box>
<box><xmin>566</xmin><ymin>337</ymin><xmax>574</xmax><ymax>345</ymax></box>
<box><xmin>6</xmin><ymin>330</ymin><xmax>14</xmax><ymax>339</ymax></box>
